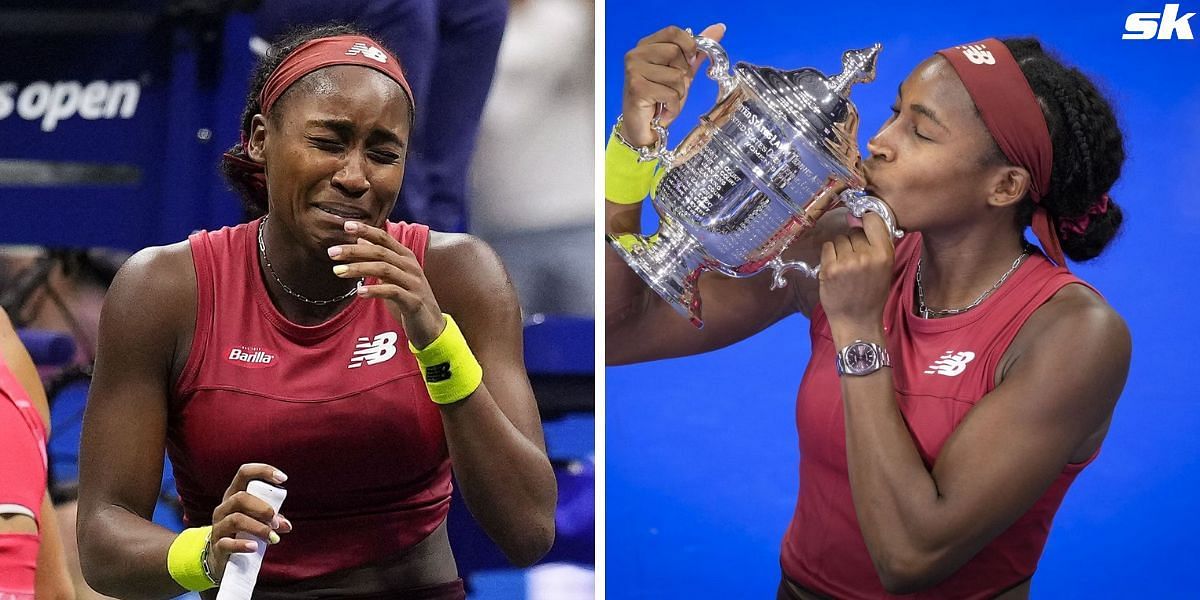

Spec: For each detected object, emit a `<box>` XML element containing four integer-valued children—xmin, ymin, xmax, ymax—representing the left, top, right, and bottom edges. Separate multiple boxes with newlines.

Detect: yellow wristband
<box><xmin>409</xmin><ymin>314</ymin><xmax>484</xmax><ymax>405</ymax></box>
<box><xmin>167</xmin><ymin>526</ymin><xmax>216</xmax><ymax>592</ymax></box>
<box><xmin>605</xmin><ymin>128</ymin><xmax>660</xmax><ymax>204</ymax></box>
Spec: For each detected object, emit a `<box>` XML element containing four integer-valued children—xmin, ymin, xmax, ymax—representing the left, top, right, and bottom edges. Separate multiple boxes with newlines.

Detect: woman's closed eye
<box><xmin>308</xmin><ymin>136</ymin><xmax>344</xmax><ymax>152</ymax></box>
<box><xmin>889</xmin><ymin>105</ymin><xmax>933</xmax><ymax>142</ymax></box>
<box><xmin>368</xmin><ymin>149</ymin><xmax>402</xmax><ymax>164</ymax></box>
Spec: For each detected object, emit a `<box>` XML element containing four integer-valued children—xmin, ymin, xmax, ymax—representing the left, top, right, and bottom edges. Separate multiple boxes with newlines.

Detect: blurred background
<box><xmin>605</xmin><ymin>0</ymin><xmax>1200</xmax><ymax>598</ymax></box>
<box><xmin>0</xmin><ymin>1</ymin><xmax>594</xmax><ymax>598</ymax></box>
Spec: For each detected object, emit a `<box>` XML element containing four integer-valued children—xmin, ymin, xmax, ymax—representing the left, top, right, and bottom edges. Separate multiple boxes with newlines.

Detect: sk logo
<box><xmin>1124</xmin><ymin>4</ymin><xmax>1195</xmax><ymax>39</ymax></box>
<box><xmin>924</xmin><ymin>351</ymin><xmax>977</xmax><ymax>377</ymax></box>
<box><xmin>346</xmin><ymin>42</ymin><xmax>389</xmax><ymax>63</ymax></box>
<box><xmin>349</xmin><ymin>332</ymin><xmax>399</xmax><ymax>368</ymax></box>
<box><xmin>957</xmin><ymin>44</ymin><xmax>995</xmax><ymax>65</ymax></box>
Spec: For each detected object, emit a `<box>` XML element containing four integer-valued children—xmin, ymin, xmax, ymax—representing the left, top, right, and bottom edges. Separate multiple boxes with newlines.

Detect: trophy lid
<box><xmin>736</xmin><ymin>45</ymin><xmax>881</xmax><ymax>178</ymax></box>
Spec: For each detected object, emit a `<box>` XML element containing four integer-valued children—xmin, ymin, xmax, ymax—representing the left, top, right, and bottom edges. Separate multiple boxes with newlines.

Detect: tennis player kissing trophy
<box><xmin>610</xmin><ymin>36</ymin><xmax>904</xmax><ymax>327</ymax></box>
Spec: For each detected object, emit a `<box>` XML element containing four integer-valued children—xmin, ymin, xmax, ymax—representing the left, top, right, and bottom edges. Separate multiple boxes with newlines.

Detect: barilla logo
<box><xmin>956</xmin><ymin>44</ymin><xmax>996</xmax><ymax>65</ymax></box>
<box><xmin>1124</xmin><ymin>4</ymin><xmax>1196</xmax><ymax>39</ymax></box>
<box><xmin>0</xmin><ymin>80</ymin><xmax>141</xmax><ymax>132</ymax></box>
<box><xmin>346</xmin><ymin>42</ymin><xmax>388</xmax><ymax>63</ymax></box>
<box><xmin>227</xmin><ymin>346</ymin><xmax>278</xmax><ymax>369</ymax></box>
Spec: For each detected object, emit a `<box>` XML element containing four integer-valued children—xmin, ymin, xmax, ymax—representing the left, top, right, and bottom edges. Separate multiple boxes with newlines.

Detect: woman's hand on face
<box><xmin>207</xmin><ymin>463</ymin><xmax>292</xmax><ymax>581</ymax></box>
<box><xmin>621</xmin><ymin>23</ymin><xmax>726</xmax><ymax>148</ymax></box>
<box><xmin>818</xmin><ymin>212</ymin><xmax>896</xmax><ymax>332</ymax></box>
<box><xmin>328</xmin><ymin>220</ymin><xmax>446</xmax><ymax>349</ymax></box>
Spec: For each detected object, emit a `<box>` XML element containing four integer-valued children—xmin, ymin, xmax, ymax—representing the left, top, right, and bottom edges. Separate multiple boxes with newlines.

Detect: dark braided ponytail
<box><xmin>1002</xmin><ymin>38</ymin><xmax>1125</xmax><ymax>262</ymax></box>
<box><xmin>219</xmin><ymin>22</ymin><xmax>381</xmax><ymax>218</ymax></box>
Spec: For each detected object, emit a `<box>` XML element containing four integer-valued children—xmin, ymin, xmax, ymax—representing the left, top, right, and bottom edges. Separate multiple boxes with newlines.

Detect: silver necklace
<box><xmin>257</xmin><ymin>216</ymin><xmax>362</xmax><ymax>306</ymax></box>
<box><xmin>916</xmin><ymin>245</ymin><xmax>1031</xmax><ymax>319</ymax></box>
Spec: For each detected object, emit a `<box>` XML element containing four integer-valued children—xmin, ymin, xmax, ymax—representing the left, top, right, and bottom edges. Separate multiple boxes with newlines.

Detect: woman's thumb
<box><xmin>690</xmin><ymin>23</ymin><xmax>727</xmax><ymax>72</ymax></box>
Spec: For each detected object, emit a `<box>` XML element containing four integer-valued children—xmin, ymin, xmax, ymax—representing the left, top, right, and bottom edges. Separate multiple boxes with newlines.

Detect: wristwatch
<box><xmin>835</xmin><ymin>340</ymin><xmax>892</xmax><ymax>377</ymax></box>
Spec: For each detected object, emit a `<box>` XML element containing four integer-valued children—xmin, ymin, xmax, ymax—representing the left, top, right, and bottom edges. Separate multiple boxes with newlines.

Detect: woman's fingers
<box><xmin>342</xmin><ymin>221</ymin><xmax>412</xmax><ymax>258</ymax></box>
<box><xmin>847</xmin><ymin>228</ymin><xmax>870</xmax><ymax>254</ymax></box>
<box><xmin>623</xmin><ymin>26</ymin><xmax>702</xmax><ymax>144</ymax></box>
<box><xmin>860</xmin><ymin>212</ymin><xmax>896</xmax><ymax>258</ymax></box>
<box><xmin>214</xmin><ymin>511</ymin><xmax>275</xmax><ymax>543</ymax></box>
<box><xmin>328</xmin><ymin>239</ymin><xmax>421</xmax><ymax>274</ymax></box>
<box><xmin>333</xmin><ymin>259</ymin><xmax>414</xmax><ymax>285</ymax></box>
<box><xmin>212</xmin><ymin>491</ymin><xmax>275</xmax><ymax>525</ymax></box>
<box><xmin>211</xmin><ymin>535</ymin><xmax>259</xmax><ymax>558</ymax></box>
<box><xmin>630</xmin><ymin>62</ymin><xmax>691</xmax><ymax>103</ymax></box>
<box><xmin>635</xmin><ymin>26</ymin><xmax>698</xmax><ymax>68</ymax></box>
<box><xmin>207</xmin><ymin>534</ymin><xmax>260</xmax><ymax>581</ymax></box>
<box><xmin>206</xmin><ymin>507</ymin><xmax>288</xmax><ymax>580</ymax></box>
<box><xmin>221</xmin><ymin>463</ymin><xmax>286</xmax><ymax>501</ymax></box>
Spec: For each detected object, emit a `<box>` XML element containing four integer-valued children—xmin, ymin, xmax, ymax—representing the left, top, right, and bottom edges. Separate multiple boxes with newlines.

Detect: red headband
<box><xmin>937</xmin><ymin>39</ymin><xmax>1065</xmax><ymax>268</ymax></box>
<box><xmin>259</xmin><ymin>35</ymin><xmax>413</xmax><ymax>115</ymax></box>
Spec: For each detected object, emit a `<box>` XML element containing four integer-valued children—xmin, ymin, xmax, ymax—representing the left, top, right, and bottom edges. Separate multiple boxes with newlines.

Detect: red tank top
<box><xmin>0</xmin><ymin>357</ymin><xmax>47</xmax><ymax>597</ymax></box>
<box><xmin>171</xmin><ymin>218</ymin><xmax>451</xmax><ymax>583</ymax></box>
<box><xmin>781</xmin><ymin>233</ymin><xmax>1100</xmax><ymax>599</ymax></box>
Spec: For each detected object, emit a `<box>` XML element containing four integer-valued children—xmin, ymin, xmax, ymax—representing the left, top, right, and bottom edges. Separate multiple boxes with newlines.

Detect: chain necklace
<box><xmin>916</xmin><ymin>244</ymin><xmax>1031</xmax><ymax>319</ymax></box>
<box><xmin>257</xmin><ymin>216</ymin><xmax>362</xmax><ymax>306</ymax></box>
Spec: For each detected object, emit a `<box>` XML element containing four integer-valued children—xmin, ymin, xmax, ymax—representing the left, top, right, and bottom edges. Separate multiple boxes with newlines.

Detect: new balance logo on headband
<box><xmin>346</xmin><ymin>42</ymin><xmax>389</xmax><ymax>63</ymax></box>
<box><xmin>956</xmin><ymin>44</ymin><xmax>996</xmax><ymax>65</ymax></box>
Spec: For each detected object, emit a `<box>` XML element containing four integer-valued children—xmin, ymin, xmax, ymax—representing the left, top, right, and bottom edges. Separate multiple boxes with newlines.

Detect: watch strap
<box><xmin>835</xmin><ymin>340</ymin><xmax>891</xmax><ymax>377</ymax></box>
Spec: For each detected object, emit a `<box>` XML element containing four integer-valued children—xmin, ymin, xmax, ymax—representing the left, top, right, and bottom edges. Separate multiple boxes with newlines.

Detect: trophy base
<box><xmin>608</xmin><ymin>218</ymin><xmax>710</xmax><ymax>328</ymax></box>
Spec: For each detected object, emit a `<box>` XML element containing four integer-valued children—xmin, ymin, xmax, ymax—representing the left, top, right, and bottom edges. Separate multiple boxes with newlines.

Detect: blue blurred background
<box><xmin>605</xmin><ymin>0</ymin><xmax>1200</xmax><ymax>597</ymax></box>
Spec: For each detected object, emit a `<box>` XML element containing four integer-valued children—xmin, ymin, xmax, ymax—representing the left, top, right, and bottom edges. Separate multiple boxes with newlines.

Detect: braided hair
<box><xmin>998</xmin><ymin>38</ymin><xmax>1125</xmax><ymax>262</ymax></box>
<box><xmin>219</xmin><ymin>23</ymin><xmax>406</xmax><ymax>217</ymax></box>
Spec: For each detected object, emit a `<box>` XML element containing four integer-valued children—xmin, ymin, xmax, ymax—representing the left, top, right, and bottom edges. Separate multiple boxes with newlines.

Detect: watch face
<box><xmin>846</xmin><ymin>343</ymin><xmax>877</xmax><ymax>372</ymax></box>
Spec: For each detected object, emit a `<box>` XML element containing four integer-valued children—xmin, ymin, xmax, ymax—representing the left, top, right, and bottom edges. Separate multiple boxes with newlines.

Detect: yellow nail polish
<box><xmin>332</xmin><ymin>265</ymin><xmax>349</xmax><ymax>276</ymax></box>
<box><xmin>268</xmin><ymin>531</ymin><xmax>281</xmax><ymax>545</ymax></box>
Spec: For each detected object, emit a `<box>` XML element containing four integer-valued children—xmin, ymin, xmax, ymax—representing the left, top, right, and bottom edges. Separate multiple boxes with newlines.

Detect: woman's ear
<box><xmin>988</xmin><ymin>166</ymin><xmax>1032</xmax><ymax>209</ymax></box>
<box><xmin>246</xmin><ymin>114</ymin><xmax>268</xmax><ymax>163</ymax></box>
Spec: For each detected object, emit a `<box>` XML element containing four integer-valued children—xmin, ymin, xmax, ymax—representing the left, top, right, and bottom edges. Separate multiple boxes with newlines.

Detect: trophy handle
<box><xmin>639</xmin><ymin>34</ymin><xmax>737</xmax><ymax>170</ymax></box>
<box><xmin>693</xmin><ymin>35</ymin><xmax>736</xmax><ymax>103</ymax></box>
<box><xmin>767</xmin><ymin>256</ymin><xmax>820</xmax><ymax>290</ymax></box>
<box><xmin>767</xmin><ymin>189</ymin><xmax>904</xmax><ymax>289</ymax></box>
<box><xmin>839</xmin><ymin>189</ymin><xmax>905</xmax><ymax>240</ymax></box>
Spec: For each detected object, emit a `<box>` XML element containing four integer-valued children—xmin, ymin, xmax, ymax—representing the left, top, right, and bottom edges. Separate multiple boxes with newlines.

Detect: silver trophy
<box><xmin>610</xmin><ymin>37</ymin><xmax>903</xmax><ymax>327</ymax></box>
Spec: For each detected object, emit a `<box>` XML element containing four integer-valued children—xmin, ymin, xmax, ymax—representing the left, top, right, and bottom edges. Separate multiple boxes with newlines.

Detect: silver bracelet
<box><xmin>201</xmin><ymin>529</ymin><xmax>219</xmax><ymax>586</ymax></box>
<box><xmin>613</xmin><ymin>115</ymin><xmax>668</xmax><ymax>164</ymax></box>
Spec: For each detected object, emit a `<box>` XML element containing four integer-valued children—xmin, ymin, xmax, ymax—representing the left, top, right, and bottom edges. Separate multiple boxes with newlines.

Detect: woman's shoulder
<box><xmin>1038</xmin><ymin>281</ymin><xmax>1126</xmax><ymax>338</ymax></box>
<box><xmin>105</xmin><ymin>240</ymin><xmax>197</xmax><ymax>331</ymax></box>
<box><xmin>116</xmin><ymin>240</ymin><xmax>195</xmax><ymax>294</ymax></box>
<box><xmin>424</xmin><ymin>231</ymin><xmax>516</xmax><ymax>316</ymax></box>
<box><xmin>425</xmin><ymin>231</ymin><xmax>503</xmax><ymax>274</ymax></box>
<box><xmin>1011</xmin><ymin>281</ymin><xmax>1131</xmax><ymax>377</ymax></box>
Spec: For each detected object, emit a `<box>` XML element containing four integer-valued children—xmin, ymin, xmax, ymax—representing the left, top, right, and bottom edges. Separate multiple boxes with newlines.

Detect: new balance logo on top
<box><xmin>227</xmin><ymin>346</ymin><xmax>278</xmax><ymax>369</ymax></box>
<box><xmin>924</xmin><ymin>351</ymin><xmax>977</xmax><ymax>377</ymax></box>
<box><xmin>346</xmin><ymin>42</ymin><xmax>389</xmax><ymax>63</ymax></box>
<box><xmin>349</xmin><ymin>332</ymin><xmax>398</xmax><ymax>368</ymax></box>
<box><xmin>956</xmin><ymin>44</ymin><xmax>996</xmax><ymax>65</ymax></box>
<box><xmin>1124</xmin><ymin>4</ymin><xmax>1195</xmax><ymax>39</ymax></box>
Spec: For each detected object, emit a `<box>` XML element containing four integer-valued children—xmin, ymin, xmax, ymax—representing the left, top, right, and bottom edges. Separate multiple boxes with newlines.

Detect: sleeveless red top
<box><xmin>0</xmin><ymin>357</ymin><xmax>47</xmax><ymax>597</ymax></box>
<box><xmin>171</xmin><ymin>218</ymin><xmax>451</xmax><ymax>583</ymax></box>
<box><xmin>781</xmin><ymin>233</ymin><xmax>1100</xmax><ymax>599</ymax></box>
